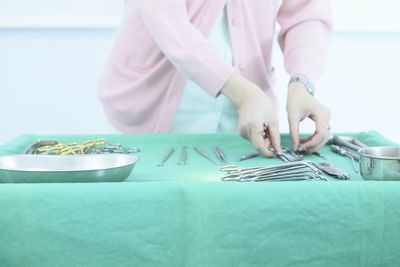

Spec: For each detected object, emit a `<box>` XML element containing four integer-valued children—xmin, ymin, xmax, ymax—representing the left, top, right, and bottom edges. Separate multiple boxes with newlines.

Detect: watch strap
<box><xmin>289</xmin><ymin>75</ymin><xmax>315</xmax><ymax>96</ymax></box>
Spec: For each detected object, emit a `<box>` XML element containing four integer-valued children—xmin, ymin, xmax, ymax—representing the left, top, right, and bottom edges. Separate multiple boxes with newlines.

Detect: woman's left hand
<box><xmin>286</xmin><ymin>82</ymin><xmax>331</xmax><ymax>152</ymax></box>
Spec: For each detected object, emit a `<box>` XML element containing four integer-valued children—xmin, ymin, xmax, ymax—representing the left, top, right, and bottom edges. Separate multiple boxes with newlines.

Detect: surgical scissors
<box><xmin>220</xmin><ymin>161</ymin><xmax>326</xmax><ymax>182</ymax></box>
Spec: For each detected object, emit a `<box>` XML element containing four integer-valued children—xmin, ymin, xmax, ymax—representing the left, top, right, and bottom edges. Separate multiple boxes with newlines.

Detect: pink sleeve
<box><xmin>278</xmin><ymin>0</ymin><xmax>333</xmax><ymax>82</ymax></box>
<box><xmin>136</xmin><ymin>0</ymin><xmax>236</xmax><ymax>97</ymax></box>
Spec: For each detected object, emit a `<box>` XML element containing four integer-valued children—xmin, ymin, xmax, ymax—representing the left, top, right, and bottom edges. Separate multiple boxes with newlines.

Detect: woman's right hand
<box><xmin>221</xmin><ymin>72</ymin><xmax>281</xmax><ymax>157</ymax></box>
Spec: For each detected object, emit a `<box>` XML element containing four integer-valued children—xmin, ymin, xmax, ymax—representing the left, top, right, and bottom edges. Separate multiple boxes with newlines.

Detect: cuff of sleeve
<box><xmin>189</xmin><ymin>59</ymin><xmax>237</xmax><ymax>98</ymax></box>
<box><xmin>285</xmin><ymin>47</ymin><xmax>325</xmax><ymax>82</ymax></box>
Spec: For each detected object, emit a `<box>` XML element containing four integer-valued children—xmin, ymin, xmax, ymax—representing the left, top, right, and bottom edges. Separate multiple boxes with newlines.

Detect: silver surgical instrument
<box><xmin>331</xmin><ymin>145</ymin><xmax>359</xmax><ymax>173</ymax></box>
<box><xmin>278</xmin><ymin>149</ymin><xmax>349</xmax><ymax>180</ymax></box>
<box><xmin>193</xmin><ymin>147</ymin><xmax>218</xmax><ymax>165</ymax></box>
<box><xmin>213</xmin><ymin>146</ymin><xmax>227</xmax><ymax>164</ymax></box>
<box><xmin>177</xmin><ymin>146</ymin><xmax>188</xmax><ymax>165</ymax></box>
<box><xmin>157</xmin><ymin>148</ymin><xmax>175</xmax><ymax>167</ymax></box>
<box><xmin>294</xmin><ymin>144</ymin><xmax>326</xmax><ymax>159</ymax></box>
<box><xmin>237</xmin><ymin>152</ymin><xmax>260</xmax><ymax>161</ymax></box>
<box><xmin>316</xmin><ymin>162</ymin><xmax>349</xmax><ymax>179</ymax></box>
<box><xmin>331</xmin><ymin>136</ymin><xmax>365</xmax><ymax>152</ymax></box>
<box><xmin>220</xmin><ymin>161</ymin><xmax>326</xmax><ymax>182</ymax></box>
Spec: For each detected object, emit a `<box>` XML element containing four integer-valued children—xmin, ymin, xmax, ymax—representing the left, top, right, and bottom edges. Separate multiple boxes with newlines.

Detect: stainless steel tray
<box><xmin>358</xmin><ymin>146</ymin><xmax>400</xmax><ymax>181</ymax></box>
<box><xmin>0</xmin><ymin>154</ymin><xmax>139</xmax><ymax>183</ymax></box>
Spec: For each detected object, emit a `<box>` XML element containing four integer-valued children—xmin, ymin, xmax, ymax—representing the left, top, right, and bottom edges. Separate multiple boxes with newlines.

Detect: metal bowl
<box><xmin>0</xmin><ymin>154</ymin><xmax>139</xmax><ymax>183</ymax></box>
<box><xmin>358</xmin><ymin>146</ymin><xmax>400</xmax><ymax>181</ymax></box>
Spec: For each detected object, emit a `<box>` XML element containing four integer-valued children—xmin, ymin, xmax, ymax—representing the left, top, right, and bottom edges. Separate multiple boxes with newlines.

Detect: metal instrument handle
<box><xmin>332</xmin><ymin>136</ymin><xmax>362</xmax><ymax>152</ymax></box>
<box><xmin>351</xmin><ymin>138</ymin><xmax>368</xmax><ymax>148</ymax></box>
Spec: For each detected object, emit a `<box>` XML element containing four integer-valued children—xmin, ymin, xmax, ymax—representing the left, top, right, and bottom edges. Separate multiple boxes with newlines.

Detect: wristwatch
<box><xmin>289</xmin><ymin>75</ymin><xmax>315</xmax><ymax>96</ymax></box>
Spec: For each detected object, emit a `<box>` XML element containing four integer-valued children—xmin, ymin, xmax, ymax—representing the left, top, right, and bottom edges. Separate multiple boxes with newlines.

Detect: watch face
<box><xmin>307</xmin><ymin>82</ymin><xmax>315</xmax><ymax>95</ymax></box>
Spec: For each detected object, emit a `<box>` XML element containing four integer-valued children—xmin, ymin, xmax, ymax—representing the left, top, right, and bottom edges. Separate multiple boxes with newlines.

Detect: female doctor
<box><xmin>98</xmin><ymin>0</ymin><xmax>333</xmax><ymax>157</ymax></box>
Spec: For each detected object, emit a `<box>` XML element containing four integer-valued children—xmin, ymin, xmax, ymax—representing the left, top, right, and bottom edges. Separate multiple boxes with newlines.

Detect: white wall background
<box><xmin>0</xmin><ymin>0</ymin><xmax>399</xmax><ymax>144</ymax></box>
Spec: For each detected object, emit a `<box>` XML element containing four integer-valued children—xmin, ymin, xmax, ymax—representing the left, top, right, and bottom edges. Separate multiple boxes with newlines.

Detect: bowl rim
<box><xmin>0</xmin><ymin>154</ymin><xmax>139</xmax><ymax>172</ymax></box>
<box><xmin>358</xmin><ymin>146</ymin><xmax>400</xmax><ymax>160</ymax></box>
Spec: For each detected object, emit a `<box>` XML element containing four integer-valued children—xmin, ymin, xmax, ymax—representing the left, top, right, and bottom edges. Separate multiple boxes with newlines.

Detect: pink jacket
<box><xmin>98</xmin><ymin>0</ymin><xmax>333</xmax><ymax>133</ymax></box>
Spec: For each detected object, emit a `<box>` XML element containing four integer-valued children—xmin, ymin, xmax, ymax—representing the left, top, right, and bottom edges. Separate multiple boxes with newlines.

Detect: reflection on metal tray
<box><xmin>0</xmin><ymin>154</ymin><xmax>139</xmax><ymax>183</ymax></box>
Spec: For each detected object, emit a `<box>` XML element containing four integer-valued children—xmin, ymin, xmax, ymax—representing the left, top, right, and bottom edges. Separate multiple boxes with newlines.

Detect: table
<box><xmin>1</xmin><ymin>131</ymin><xmax>400</xmax><ymax>267</ymax></box>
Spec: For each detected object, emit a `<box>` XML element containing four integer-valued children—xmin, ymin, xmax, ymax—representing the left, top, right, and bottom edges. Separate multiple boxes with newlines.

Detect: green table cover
<box><xmin>0</xmin><ymin>132</ymin><xmax>399</xmax><ymax>267</ymax></box>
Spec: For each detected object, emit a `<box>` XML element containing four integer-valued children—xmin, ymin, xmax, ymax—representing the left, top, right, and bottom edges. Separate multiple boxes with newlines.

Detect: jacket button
<box><xmin>232</xmin><ymin>17</ymin><xmax>241</xmax><ymax>27</ymax></box>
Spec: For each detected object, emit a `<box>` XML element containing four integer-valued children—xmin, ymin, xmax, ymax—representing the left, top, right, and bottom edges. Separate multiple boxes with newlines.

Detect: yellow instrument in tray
<box><xmin>35</xmin><ymin>138</ymin><xmax>108</xmax><ymax>155</ymax></box>
<box><xmin>25</xmin><ymin>138</ymin><xmax>139</xmax><ymax>155</ymax></box>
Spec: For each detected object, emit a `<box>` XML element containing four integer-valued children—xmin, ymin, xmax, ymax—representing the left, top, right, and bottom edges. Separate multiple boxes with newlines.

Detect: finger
<box><xmin>266</xmin><ymin>122</ymin><xmax>282</xmax><ymax>154</ymax></box>
<box><xmin>313</xmin><ymin>128</ymin><xmax>332</xmax><ymax>151</ymax></box>
<box><xmin>300</xmin><ymin>135</ymin><xmax>313</xmax><ymax>144</ymax></box>
<box><xmin>250</xmin><ymin>126</ymin><xmax>274</xmax><ymax>157</ymax></box>
<box><xmin>239</xmin><ymin>125</ymin><xmax>250</xmax><ymax>141</ymax></box>
<box><xmin>303</xmin><ymin>133</ymin><xmax>330</xmax><ymax>152</ymax></box>
<box><xmin>288</xmin><ymin>115</ymin><xmax>301</xmax><ymax>151</ymax></box>
<box><xmin>299</xmin><ymin>120</ymin><xmax>329</xmax><ymax>144</ymax></box>
<box><xmin>302</xmin><ymin>114</ymin><xmax>331</xmax><ymax>152</ymax></box>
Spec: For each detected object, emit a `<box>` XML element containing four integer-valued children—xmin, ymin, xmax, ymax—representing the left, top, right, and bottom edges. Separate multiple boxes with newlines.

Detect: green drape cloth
<box><xmin>0</xmin><ymin>132</ymin><xmax>399</xmax><ymax>267</ymax></box>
